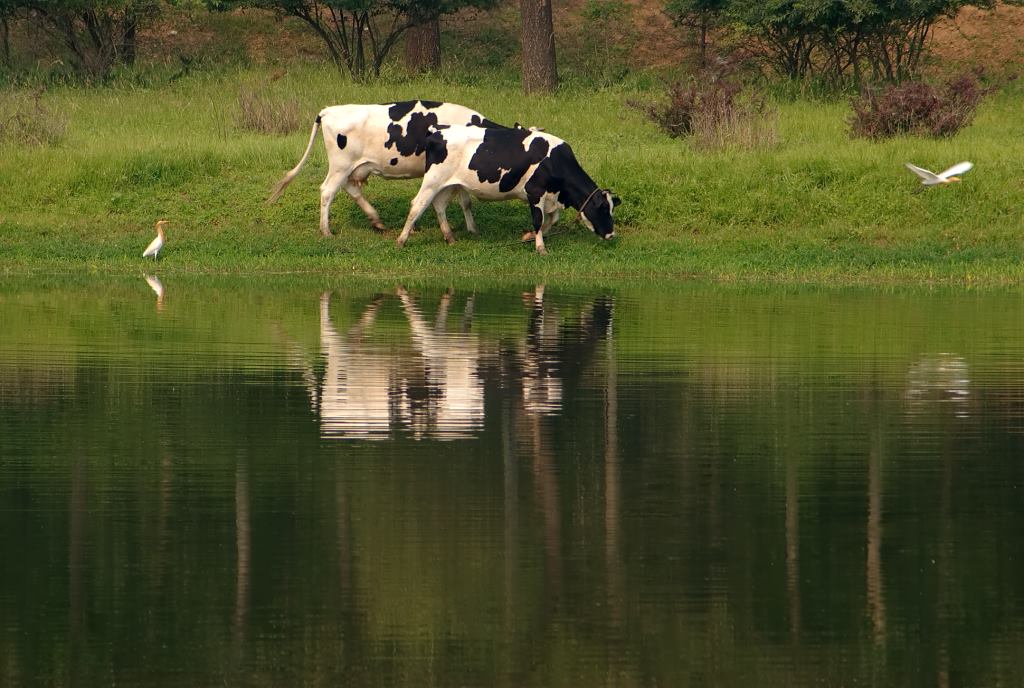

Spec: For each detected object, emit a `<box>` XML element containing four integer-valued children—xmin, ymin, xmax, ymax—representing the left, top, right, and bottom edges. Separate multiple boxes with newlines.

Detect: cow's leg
<box><xmin>531</xmin><ymin>206</ymin><xmax>556</xmax><ymax>256</ymax></box>
<box><xmin>432</xmin><ymin>187</ymin><xmax>457</xmax><ymax>245</ymax></box>
<box><xmin>457</xmin><ymin>189</ymin><xmax>478</xmax><ymax>235</ymax></box>
<box><xmin>319</xmin><ymin>171</ymin><xmax>347</xmax><ymax>236</ymax></box>
<box><xmin>344</xmin><ymin>179</ymin><xmax>387</xmax><ymax>232</ymax></box>
<box><xmin>396</xmin><ymin>184</ymin><xmax>440</xmax><ymax>248</ymax></box>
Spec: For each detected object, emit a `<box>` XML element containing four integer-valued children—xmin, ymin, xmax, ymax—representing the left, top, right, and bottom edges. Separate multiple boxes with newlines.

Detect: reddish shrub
<box><xmin>849</xmin><ymin>72</ymin><xmax>992</xmax><ymax>140</ymax></box>
<box><xmin>637</xmin><ymin>62</ymin><xmax>776</xmax><ymax>150</ymax></box>
<box><xmin>642</xmin><ymin>77</ymin><xmax>744</xmax><ymax>138</ymax></box>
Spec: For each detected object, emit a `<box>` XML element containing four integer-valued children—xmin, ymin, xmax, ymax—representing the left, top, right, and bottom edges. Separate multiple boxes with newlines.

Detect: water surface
<box><xmin>1</xmin><ymin>277</ymin><xmax>1023</xmax><ymax>687</ymax></box>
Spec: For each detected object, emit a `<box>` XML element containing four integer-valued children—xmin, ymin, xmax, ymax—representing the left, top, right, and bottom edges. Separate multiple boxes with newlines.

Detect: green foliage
<box><xmin>670</xmin><ymin>0</ymin><xmax>1003</xmax><ymax>86</ymax></box>
<box><xmin>664</xmin><ymin>0</ymin><xmax>728</xmax><ymax>63</ymax></box>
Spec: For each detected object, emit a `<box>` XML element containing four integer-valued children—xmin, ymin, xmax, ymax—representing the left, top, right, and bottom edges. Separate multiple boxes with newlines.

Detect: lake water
<box><xmin>1</xmin><ymin>277</ymin><xmax>1023</xmax><ymax>687</ymax></box>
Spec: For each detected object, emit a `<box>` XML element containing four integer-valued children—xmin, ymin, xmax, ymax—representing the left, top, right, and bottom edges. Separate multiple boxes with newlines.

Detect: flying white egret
<box><xmin>905</xmin><ymin>161</ymin><xmax>974</xmax><ymax>187</ymax></box>
<box><xmin>143</xmin><ymin>220</ymin><xmax>168</xmax><ymax>259</ymax></box>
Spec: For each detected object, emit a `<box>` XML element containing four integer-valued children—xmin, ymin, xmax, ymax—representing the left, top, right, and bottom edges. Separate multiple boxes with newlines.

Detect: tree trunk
<box><xmin>1</xmin><ymin>16</ymin><xmax>10</xmax><ymax>67</ymax></box>
<box><xmin>520</xmin><ymin>0</ymin><xmax>557</xmax><ymax>93</ymax></box>
<box><xmin>121</xmin><ymin>14</ymin><xmax>137</xmax><ymax>66</ymax></box>
<box><xmin>405</xmin><ymin>17</ymin><xmax>440</xmax><ymax>73</ymax></box>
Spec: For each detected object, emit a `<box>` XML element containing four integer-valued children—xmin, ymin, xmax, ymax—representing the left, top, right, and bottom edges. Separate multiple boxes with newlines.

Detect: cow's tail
<box><xmin>267</xmin><ymin>113</ymin><xmax>323</xmax><ymax>203</ymax></box>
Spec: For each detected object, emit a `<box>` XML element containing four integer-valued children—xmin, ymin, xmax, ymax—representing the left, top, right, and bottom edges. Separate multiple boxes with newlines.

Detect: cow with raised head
<box><xmin>394</xmin><ymin>126</ymin><xmax>619</xmax><ymax>255</ymax></box>
<box><xmin>267</xmin><ymin>100</ymin><xmax>506</xmax><ymax>236</ymax></box>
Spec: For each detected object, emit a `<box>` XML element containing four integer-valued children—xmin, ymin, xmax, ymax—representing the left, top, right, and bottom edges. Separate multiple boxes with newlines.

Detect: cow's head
<box><xmin>579</xmin><ymin>189</ymin><xmax>620</xmax><ymax>240</ymax></box>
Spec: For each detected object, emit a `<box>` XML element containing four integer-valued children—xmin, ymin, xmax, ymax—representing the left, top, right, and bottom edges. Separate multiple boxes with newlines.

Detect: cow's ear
<box><xmin>611</xmin><ymin>194</ymin><xmax>621</xmax><ymax>208</ymax></box>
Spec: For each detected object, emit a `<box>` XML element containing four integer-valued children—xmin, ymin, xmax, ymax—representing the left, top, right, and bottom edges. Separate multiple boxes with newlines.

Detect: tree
<box><xmin>13</xmin><ymin>0</ymin><xmax>161</xmax><ymax>79</ymax></box>
<box><xmin>664</xmin><ymin>0</ymin><xmax>728</xmax><ymax>66</ymax></box>
<box><xmin>218</xmin><ymin>0</ymin><xmax>494</xmax><ymax>80</ymax></box>
<box><xmin>520</xmin><ymin>0</ymin><xmax>556</xmax><ymax>93</ymax></box>
<box><xmin>0</xmin><ymin>0</ymin><xmax>14</xmax><ymax>67</ymax></box>
<box><xmin>727</xmin><ymin>0</ymin><xmax>820</xmax><ymax>80</ymax></box>
<box><xmin>727</xmin><ymin>0</ymin><xmax>1002</xmax><ymax>85</ymax></box>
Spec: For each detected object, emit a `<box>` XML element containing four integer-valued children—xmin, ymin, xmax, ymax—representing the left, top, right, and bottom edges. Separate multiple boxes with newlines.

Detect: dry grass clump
<box><xmin>236</xmin><ymin>87</ymin><xmax>303</xmax><ymax>135</ymax></box>
<box><xmin>849</xmin><ymin>72</ymin><xmax>993</xmax><ymax>139</ymax></box>
<box><xmin>0</xmin><ymin>89</ymin><xmax>68</xmax><ymax>146</ymax></box>
<box><xmin>639</xmin><ymin>69</ymin><xmax>777</xmax><ymax>151</ymax></box>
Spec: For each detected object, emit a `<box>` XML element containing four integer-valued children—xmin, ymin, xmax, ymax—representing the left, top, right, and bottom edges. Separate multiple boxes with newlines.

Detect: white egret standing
<box><xmin>143</xmin><ymin>220</ymin><xmax>168</xmax><ymax>259</ymax></box>
<box><xmin>905</xmin><ymin>161</ymin><xmax>974</xmax><ymax>187</ymax></box>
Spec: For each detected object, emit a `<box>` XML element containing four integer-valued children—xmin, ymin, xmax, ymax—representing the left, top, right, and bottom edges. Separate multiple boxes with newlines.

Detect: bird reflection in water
<box><xmin>904</xmin><ymin>353</ymin><xmax>971</xmax><ymax>419</ymax></box>
<box><xmin>143</xmin><ymin>274</ymin><xmax>165</xmax><ymax>311</ymax></box>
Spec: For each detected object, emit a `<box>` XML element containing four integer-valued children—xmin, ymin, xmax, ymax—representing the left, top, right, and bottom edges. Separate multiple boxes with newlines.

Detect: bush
<box><xmin>0</xmin><ymin>89</ymin><xmax>67</xmax><ymax>146</ymax></box>
<box><xmin>849</xmin><ymin>73</ymin><xmax>992</xmax><ymax>140</ymax></box>
<box><xmin>235</xmin><ymin>87</ymin><xmax>303</xmax><ymax>135</ymax></box>
<box><xmin>639</xmin><ymin>67</ymin><xmax>776</xmax><ymax>150</ymax></box>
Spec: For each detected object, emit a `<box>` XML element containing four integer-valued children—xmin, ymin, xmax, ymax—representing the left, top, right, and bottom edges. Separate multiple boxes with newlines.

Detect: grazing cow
<box><xmin>267</xmin><ymin>100</ymin><xmax>506</xmax><ymax>236</ymax></box>
<box><xmin>395</xmin><ymin>126</ymin><xmax>619</xmax><ymax>255</ymax></box>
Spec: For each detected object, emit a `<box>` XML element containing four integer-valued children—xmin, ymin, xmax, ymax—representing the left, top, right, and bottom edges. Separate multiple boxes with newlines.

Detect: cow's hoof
<box><xmin>371</xmin><ymin>223</ymin><xmax>387</xmax><ymax>233</ymax></box>
<box><xmin>521</xmin><ymin>231</ymin><xmax>536</xmax><ymax>242</ymax></box>
<box><xmin>395</xmin><ymin>238</ymin><xmax>407</xmax><ymax>248</ymax></box>
<box><xmin>445</xmin><ymin>236</ymin><xmax>456</xmax><ymax>246</ymax></box>
<box><xmin>321</xmin><ymin>229</ymin><xmax>333</xmax><ymax>237</ymax></box>
<box><xmin>537</xmin><ymin>247</ymin><xmax>548</xmax><ymax>256</ymax></box>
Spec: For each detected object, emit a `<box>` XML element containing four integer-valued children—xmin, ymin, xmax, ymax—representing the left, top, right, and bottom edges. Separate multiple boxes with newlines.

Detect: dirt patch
<box><xmin>930</xmin><ymin>4</ymin><xmax>1024</xmax><ymax>77</ymax></box>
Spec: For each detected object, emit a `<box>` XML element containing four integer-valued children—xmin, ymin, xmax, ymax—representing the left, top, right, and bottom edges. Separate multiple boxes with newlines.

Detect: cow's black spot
<box><xmin>337</xmin><ymin>133</ymin><xmax>347</xmax><ymax>150</ymax></box>
<box><xmin>419</xmin><ymin>99</ymin><xmax>443</xmax><ymax>109</ymax></box>
<box><xmin>529</xmin><ymin>205</ymin><xmax>544</xmax><ymax>231</ymax></box>
<box><xmin>390</xmin><ymin>158</ymin><xmax>398</xmax><ymax>165</ymax></box>
<box><xmin>467</xmin><ymin>114</ymin><xmax>503</xmax><ymax>128</ymax></box>
<box><xmin>388</xmin><ymin>100</ymin><xmax>417</xmax><ymax>121</ymax></box>
<box><xmin>384</xmin><ymin>111</ymin><xmax>440</xmax><ymax>157</ymax></box>
<box><xmin>468</xmin><ymin>128</ymin><xmax>550</xmax><ymax>193</ymax></box>
<box><xmin>424</xmin><ymin>131</ymin><xmax>449</xmax><ymax>173</ymax></box>
<box><xmin>315</xmin><ymin>114</ymin><xmax>322</xmax><ymax>124</ymax></box>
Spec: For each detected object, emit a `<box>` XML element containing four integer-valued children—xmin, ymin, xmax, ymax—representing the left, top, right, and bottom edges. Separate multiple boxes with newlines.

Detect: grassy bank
<box><xmin>2</xmin><ymin>65</ymin><xmax>1023</xmax><ymax>285</ymax></box>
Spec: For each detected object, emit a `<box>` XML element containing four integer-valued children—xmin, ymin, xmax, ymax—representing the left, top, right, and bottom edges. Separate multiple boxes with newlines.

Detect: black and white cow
<box><xmin>395</xmin><ymin>126</ymin><xmax>619</xmax><ymax>255</ymax></box>
<box><xmin>268</xmin><ymin>100</ymin><xmax>505</xmax><ymax>236</ymax></box>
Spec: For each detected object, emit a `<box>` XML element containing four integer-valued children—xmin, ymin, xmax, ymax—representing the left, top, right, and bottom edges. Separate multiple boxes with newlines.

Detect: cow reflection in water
<box><xmin>312</xmin><ymin>288</ymin><xmax>484</xmax><ymax>440</ymax></box>
<box><xmin>308</xmin><ymin>287</ymin><xmax>613</xmax><ymax>441</ymax></box>
<box><xmin>395</xmin><ymin>286</ymin><xmax>484</xmax><ymax>439</ymax></box>
<box><xmin>315</xmin><ymin>292</ymin><xmax>392</xmax><ymax>439</ymax></box>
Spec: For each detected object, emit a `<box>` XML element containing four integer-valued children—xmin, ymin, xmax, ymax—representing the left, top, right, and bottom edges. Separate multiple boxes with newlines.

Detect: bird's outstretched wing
<box><xmin>905</xmin><ymin>162</ymin><xmax>940</xmax><ymax>184</ymax></box>
<box><xmin>937</xmin><ymin>161</ymin><xmax>973</xmax><ymax>179</ymax></box>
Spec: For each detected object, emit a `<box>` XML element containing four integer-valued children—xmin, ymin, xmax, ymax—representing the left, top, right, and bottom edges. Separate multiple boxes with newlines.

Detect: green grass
<box><xmin>2</xmin><ymin>64</ymin><xmax>1023</xmax><ymax>285</ymax></box>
